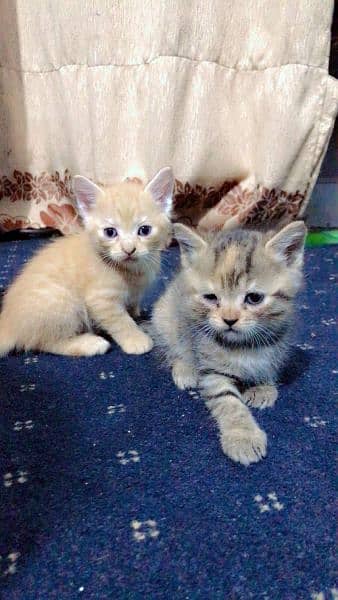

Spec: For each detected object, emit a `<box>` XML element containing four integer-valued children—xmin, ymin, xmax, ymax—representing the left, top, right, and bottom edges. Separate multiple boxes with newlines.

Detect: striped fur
<box><xmin>152</xmin><ymin>221</ymin><xmax>307</xmax><ymax>466</ymax></box>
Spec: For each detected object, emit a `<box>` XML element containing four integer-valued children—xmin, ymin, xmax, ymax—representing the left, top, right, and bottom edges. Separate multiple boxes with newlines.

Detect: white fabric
<box><xmin>0</xmin><ymin>0</ymin><xmax>337</xmax><ymax>232</ymax></box>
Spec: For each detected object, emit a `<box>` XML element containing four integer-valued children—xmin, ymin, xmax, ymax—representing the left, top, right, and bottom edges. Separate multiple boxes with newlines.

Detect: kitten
<box><xmin>152</xmin><ymin>220</ymin><xmax>307</xmax><ymax>465</ymax></box>
<box><xmin>0</xmin><ymin>168</ymin><xmax>174</xmax><ymax>357</ymax></box>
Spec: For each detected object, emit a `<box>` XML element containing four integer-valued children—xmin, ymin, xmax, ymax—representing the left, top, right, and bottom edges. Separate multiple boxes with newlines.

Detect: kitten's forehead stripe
<box><xmin>212</xmin><ymin>231</ymin><xmax>259</xmax><ymax>290</ymax></box>
<box><xmin>245</xmin><ymin>245</ymin><xmax>254</xmax><ymax>274</ymax></box>
<box><xmin>221</xmin><ymin>271</ymin><xmax>226</xmax><ymax>290</ymax></box>
<box><xmin>234</xmin><ymin>269</ymin><xmax>244</xmax><ymax>287</ymax></box>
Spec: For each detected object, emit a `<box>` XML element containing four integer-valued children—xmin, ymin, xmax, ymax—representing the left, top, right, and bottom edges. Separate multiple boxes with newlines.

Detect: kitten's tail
<box><xmin>0</xmin><ymin>316</ymin><xmax>16</xmax><ymax>356</ymax></box>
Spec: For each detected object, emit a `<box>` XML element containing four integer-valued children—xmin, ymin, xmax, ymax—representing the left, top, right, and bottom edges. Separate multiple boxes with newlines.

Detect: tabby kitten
<box><xmin>152</xmin><ymin>221</ymin><xmax>307</xmax><ymax>465</ymax></box>
<box><xmin>0</xmin><ymin>168</ymin><xmax>173</xmax><ymax>357</ymax></box>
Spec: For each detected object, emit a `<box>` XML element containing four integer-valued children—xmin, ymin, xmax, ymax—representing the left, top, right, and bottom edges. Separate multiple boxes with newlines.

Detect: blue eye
<box><xmin>245</xmin><ymin>292</ymin><xmax>265</xmax><ymax>305</ymax></box>
<box><xmin>104</xmin><ymin>227</ymin><xmax>118</xmax><ymax>238</ymax></box>
<box><xmin>138</xmin><ymin>225</ymin><xmax>152</xmax><ymax>237</ymax></box>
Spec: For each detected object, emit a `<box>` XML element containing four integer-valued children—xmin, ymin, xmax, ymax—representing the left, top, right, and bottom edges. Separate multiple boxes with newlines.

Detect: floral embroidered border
<box><xmin>196</xmin><ymin>182</ymin><xmax>306</xmax><ymax>231</ymax></box>
<box><xmin>173</xmin><ymin>179</ymin><xmax>239</xmax><ymax>227</ymax></box>
<box><xmin>0</xmin><ymin>170</ymin><xmax>81</xmax><ymax>234</ymax></box>
<box><xmin>0</xmin><ymin>169</ymin><xmax>74</xmax><ymax>204</ymax></box>
<box><xmin>0</xmin><ymin>169</ymin><xmax>306</xmax><ymax>235</ymax></box>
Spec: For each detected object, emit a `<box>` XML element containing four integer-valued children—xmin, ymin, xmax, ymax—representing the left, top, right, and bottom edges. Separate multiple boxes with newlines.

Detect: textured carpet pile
<box><xmin>0</xmin><ymin>238</ymin><xmax>336</xmax><ymax>599</ymax></box>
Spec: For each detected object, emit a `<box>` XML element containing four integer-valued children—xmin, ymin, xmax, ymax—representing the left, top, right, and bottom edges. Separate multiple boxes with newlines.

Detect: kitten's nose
<box><xmin>124</xmin><ymin>247</ymin><xmax>136</xmax><ymax>256</ymax></box>
<box><xmin>224</xmin><ymin>318</ymin><xmax>238</xmax><ymax>328</ymax></box>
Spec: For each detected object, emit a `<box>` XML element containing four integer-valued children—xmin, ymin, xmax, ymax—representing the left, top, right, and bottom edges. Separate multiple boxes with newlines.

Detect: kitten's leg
<box><xmin>152</xmin><ymin>294</ymin><xmax>197</xmax><ymax>388</ymax></box>
<box><xmin>172</xmin><ymin>358</ymin><xmax>198</xmax><ymax>390</ymax></box>
<box><xmin>111</xmin><ymin>312</ymin><xmax>153</xmax><ymax>354</ymax></box>
<box><xmin>113</xmin><ymin>314</ymin><xmax>153</xmax><ymax>354</ymax></box>
<box><xmin>89</xmin><ymin>300</ymin><xmax>153</xmax><ymax>354</ymax></box>
<box><xmin>42</xmin><ymin>333</ymin><xmax>110</xmax><ymax>356</ymax></box>
<box><xmin>199</xmin><ymin>370</ymin><xmax>267</xmax><ymax>466</ymax></box>
<box><xmin>242</xmin><ymin>385</ymin><xmax>278</xmax><ymax>409</ymax></box>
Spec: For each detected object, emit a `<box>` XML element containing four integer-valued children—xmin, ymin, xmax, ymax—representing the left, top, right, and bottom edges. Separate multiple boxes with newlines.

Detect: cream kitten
<box><xmin>0</xmin><ymin>168</ymin><xmax>174</xmax><ymax>357</ymax></box>
<box><xmin>152</xmin><ymin>221</ymin><xmax>307</xmax><ymax>466</ymax></box>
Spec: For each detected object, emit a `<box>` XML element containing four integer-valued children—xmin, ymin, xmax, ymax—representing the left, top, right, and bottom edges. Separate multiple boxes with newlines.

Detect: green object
<box><xmin>306</xmin><ymin>230</ymin><xmax>338</xmax><ymax>247</ymax></box>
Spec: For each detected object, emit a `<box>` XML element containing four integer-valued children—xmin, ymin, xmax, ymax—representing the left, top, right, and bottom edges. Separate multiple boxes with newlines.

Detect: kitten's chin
<box><xmin>99</xmin><ymin>251</ymin><xmax>140</xmax><ymax>270</ymax></box>
<box><xmin>122</xmin><ymin>256</ymin><xmax>138</xmax><ymax>264</ymax></box>
<box><xmin>113</xmin><ymin>253</ymin><xmax>139</xmax><ymax>266</ymax></box>
<box><xmin>120</xmin><ymin>257</ymin><xmax>141</xmax><ymax>270</ymax></box>
<box><xmin>222</xmin><ymin>329</ymin><xmax>240</xmax><ymax>338</ymax></box>
<box><xmin>216</xmin><ymin>329</ymin><xmax>243</xmax><ymax>342</ymax></box>
<box><xmin>210</xmin><ymin>326</ymin><xmax>248</xmax><ymax>348</ymax></box>
<box><xmin>208</xmin><ymin>320</ymin><xmax>242</xmax><ymax>339</ymax></box>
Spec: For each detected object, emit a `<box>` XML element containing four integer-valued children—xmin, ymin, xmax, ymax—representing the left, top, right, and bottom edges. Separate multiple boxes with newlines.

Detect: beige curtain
<box><xmin>0</xmin><ymin>0</ymin><xmax>337</xmax><ymax>233</ymax></box>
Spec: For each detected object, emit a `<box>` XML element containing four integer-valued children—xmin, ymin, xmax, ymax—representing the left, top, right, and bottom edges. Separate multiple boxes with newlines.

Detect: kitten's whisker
<box><xmin>254</xmin><ymin>324</ymin><xmax>283</xmax><ymax>345</ymax></box>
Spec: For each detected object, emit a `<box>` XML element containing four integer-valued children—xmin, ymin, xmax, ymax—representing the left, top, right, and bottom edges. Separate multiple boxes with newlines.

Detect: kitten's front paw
<box><xmin>70</xmin><ymin>335</ymin><xmax>111</xmax><ymax>356</ymax></box>
<box><xmin>242</xmin><ymin>385</ymin><xmax>278</xmax><ymax>409</ymax></box>
<box><xmin>221</xmin><ymin>426</ymin><xmax>267</xmax><ymax>466</ymax></box>
<box><xmin>119</xmin><ymin>331</ymin><xmax>153</xmax><ymax>355</ymax></box>
<box><xmin>87</xmin><ymin>337</ymin><xmax>111</xmax><ymax>356</ymax></box>
<box><xmin>172</xmin><ymin>360</ymin><xmax>198</xmax><ymax>390</ymax></box>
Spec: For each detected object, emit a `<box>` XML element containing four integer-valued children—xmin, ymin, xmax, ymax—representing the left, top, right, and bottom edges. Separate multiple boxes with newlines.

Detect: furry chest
<box><xmin>198</xmin><ymin>340</ymin><xmax>280</xmax><ymax>385</ymax></box>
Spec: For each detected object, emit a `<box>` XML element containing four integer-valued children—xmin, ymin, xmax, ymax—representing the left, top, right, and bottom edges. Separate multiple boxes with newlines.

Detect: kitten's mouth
<box><xmin>220</xmin><ymin>328</ymin><xmax>244</xmax><ymax>342</ymax></box>
<box><xmin>211</xmin><ymin>327</ymin><xmax>240</xmax><ymax>340</ymax></box>
<box><xmin>123</xmin><ymin>256</ymin><xmax>137</xmax><ymax>262</ymax></box>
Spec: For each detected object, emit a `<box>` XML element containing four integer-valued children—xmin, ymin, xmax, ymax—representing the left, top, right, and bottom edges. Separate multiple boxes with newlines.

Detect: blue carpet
<box><xmin>0</xmin><ymin>239</ymin><xmax>336</xmax><ymax>600</ymax></box>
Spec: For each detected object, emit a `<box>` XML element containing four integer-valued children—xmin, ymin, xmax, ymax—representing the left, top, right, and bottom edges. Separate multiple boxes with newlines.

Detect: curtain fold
<box><xmin>0</xmin><ymin>0</ymin><xmax>337</xmax><ymax>233</ymax></box>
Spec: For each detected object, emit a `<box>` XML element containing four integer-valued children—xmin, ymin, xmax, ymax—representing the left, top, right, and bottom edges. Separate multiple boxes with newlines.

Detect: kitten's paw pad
<box><xmin>120</xmin><ymin>332</ymin><xmax>153</xmax><ymax>355</ymax></box>
<box><xmin>77</xmin><ymin>336</ymin><xmax>110</xmax><ymax>356</ymax></box>
<box><xmin>242</xmin><ymin>385</ymin><xmax>278</xmax><ymax>409</ymax></box>
<box><xmin>172</xmin><ymin>361</ymin><xmax>198</xmax><ymax>390</ymax></box>
<box><xmin>221</xmin><ymin>426</ymin><xmax>267</xmax><ymax>466</ymax></box>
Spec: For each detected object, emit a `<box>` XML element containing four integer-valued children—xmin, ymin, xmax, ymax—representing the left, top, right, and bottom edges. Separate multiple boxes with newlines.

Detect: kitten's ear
<box><xmin>173</xmin><ymin>223</ymin><xmax>207</xmax><ymax>261</ymax></box>
<box><xmin>265</xmin><ymin>221</ymin><xmax>307</xmax><ymax>267</ymax></box>
<box><xmin>144</xmin><ymin>167</ymin><xmax>174</xmax><ymax>216</ymax></box>
<box><xmin>73</xmin><ymin>175</ymin><xmax>103</xmax><ymax>220</ymax></box>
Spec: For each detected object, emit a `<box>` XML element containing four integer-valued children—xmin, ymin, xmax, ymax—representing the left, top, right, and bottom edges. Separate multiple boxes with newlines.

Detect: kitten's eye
<box><xmin>245</xmin><ymin>292</ymin><xmax>265</xmax><ymax>305</ymax></box>
<box><xmin>138</xmin><ymin>225</ymin><xmax>152</xmax><ymax>237</ymax></box>
<box><xmin>203</xmin><ymin>293</ymin><xmax>218</xmax><ymax>304</ymax></box>
<box><xmin>104</xmin><ymin>227</ymin><xmax>118</xmax><ymax>238</ymax></box>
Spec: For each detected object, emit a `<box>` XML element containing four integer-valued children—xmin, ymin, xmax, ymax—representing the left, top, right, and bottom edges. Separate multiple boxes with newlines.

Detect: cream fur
<box><xmin>0</xmin><ymin>169</ymin><xmax>173</xmax><ymax>356</ymax></box>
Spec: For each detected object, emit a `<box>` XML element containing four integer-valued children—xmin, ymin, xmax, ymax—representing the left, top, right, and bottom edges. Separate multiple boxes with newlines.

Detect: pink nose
<box><xmin>124</xmin><ymin>247</ymin><xmax>136</xmax><ymax>256</ymax></box>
